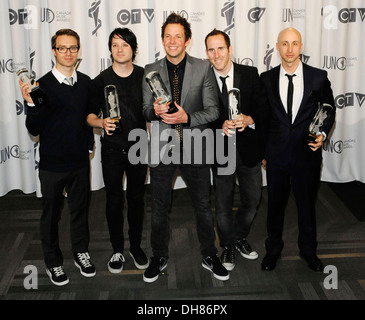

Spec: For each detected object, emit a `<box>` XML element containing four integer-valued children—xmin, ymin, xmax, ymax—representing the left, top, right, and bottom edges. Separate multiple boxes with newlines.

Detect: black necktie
<box><xmin>220</xmin><ymin>75</ymin><xmax>229</xmax><ymax>109</ymax></box>
<box><xmin>285</xmin><ymin>74</ymin><xmax>295</xmax><ymax>122</ymax></box>
<box><xmin>172</xmin><ymin>66</ymin><xmax>183</xmax><ymax>142</ymax></box>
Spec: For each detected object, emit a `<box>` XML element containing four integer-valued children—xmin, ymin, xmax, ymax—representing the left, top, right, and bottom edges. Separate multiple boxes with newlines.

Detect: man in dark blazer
<box><xmin>142</xmin><ymin>13</ymin><xmax>228</xmax><ymax>283</ymax></box>
<box><xmin>205</xmin><ymin>29</ymin><xmax>268</xmax><ymax>271</ymax></box>
<box><xmin>260</xmin><ymin>27</ymin><xmax>335</xmax><ymax>272</ymax></box>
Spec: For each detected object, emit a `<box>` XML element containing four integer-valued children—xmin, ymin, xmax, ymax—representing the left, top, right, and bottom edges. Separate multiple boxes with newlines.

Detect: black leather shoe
<box><xmin>300</xmin><ymin>252</ymin><xmax>324</xmax><ymax>272</ymax></box>
<box><xmin>261</xmin><ymin>253</ymin><xmax>280</xmax><ymax>271</ymax></box>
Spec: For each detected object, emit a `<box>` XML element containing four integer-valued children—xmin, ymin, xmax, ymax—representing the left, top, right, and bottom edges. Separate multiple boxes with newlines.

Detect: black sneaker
<box><xmin>46</xmin><ymin>266</ymin><xmax>69</xmax><ymax>286</ymax></box>
<box><xmin>202</xmin><ymin>255</ymin><xmax>229</xmax><ymax>281</ymax></box>
<box><xmin>130</xmin><ymin>248</ymin><xmax>149</xmax><ymax>270</ymax></box>
<box><xmin>74</xmin><ymin>252</ymin><xmax>96</xmax><ymax>277</ymax></box>
<box><xmin>143</xmin><ymin>257</ymin><xmax>167</xmax><ymax>283</ymax></box>
<box><xmin>108</xmin><ymin>252</ymin><xmax>125</xmax><ymax>274</ymax></box>
<box><xmin>220</xmin><ymin>246</ymin><xmax>236</xmax><ymax>271</ymax></box>
<box><xmin>235</xmin><ymin>238</ymin><xmax>258</xmax><ymax>260</ymax></box>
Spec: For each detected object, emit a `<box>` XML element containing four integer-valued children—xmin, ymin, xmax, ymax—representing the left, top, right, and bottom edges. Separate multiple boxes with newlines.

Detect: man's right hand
<box><xmin>19</xmin><ymin>78</ymin><xmax>35</xmax><ymax>105</ymax></box>
<box><xmin>153</xmin><ymin>98</ymin><xmax>169</xmax><ymax>118</ymax></box>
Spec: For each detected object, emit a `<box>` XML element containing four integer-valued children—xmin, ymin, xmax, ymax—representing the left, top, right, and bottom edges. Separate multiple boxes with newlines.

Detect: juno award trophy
<box><xmin>145</xmin><ymin>71</ymin><xmax>178</xmax><ymax>114</ymax></box>
<box><xmin>228</xmin><ymin>88</ymin><xmax>240</xmax><ymax>121</ymax></box>
<box><xmin>104</xmin><ymin>85</ymin><xmax>121</xmax><ymax>133</ymax></box>
<box><xmin>16</xmin><ymin>68</ymin><xmax>47</xmax><ymax>106</ymax></box>
<box><xmin>307</xmin><ymin>102</ymin><xmax>334</xmax><ymax>143</ymax></box>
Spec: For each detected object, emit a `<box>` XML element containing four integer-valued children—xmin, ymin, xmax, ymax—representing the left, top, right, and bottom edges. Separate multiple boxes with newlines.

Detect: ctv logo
<box><xmin>117</xmin><ymin>8</ymin><xmax>154</xmax><ymax>25</ymax></box>
<box><xmin>335</xmin><ymin>92</ymin><xmax>365</xmax><ymax>109</ymax></box>
<box><xmin>248</xmin><ymin>7</ymin><xmax>266</xmax><ymax>23</ymax></box>
<box><xmin>322</xmin><ymin>5</ymin><xmax>365</xmax><ymax>29</ymax></box>
<box><xmin>9</xmin><ymin>6</ymin><xmax>54</xmax><ymax>29</ymax></box>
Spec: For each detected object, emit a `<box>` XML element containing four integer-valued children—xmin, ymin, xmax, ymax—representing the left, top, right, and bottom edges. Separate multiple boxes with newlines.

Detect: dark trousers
<box><xmin>213</xmin><ymin>157</ymin><xmax>262</xmax><ymax>248</ymax></box>
<box><xmin>265</xmin><ymin>161</ymin><xmax>321</xmax><ymax>257</ymax></box>
<box><xmin>149</xmin><ymin>163</ymin><xmax>217</xmax><ymax>259</ymax></box>
<box><xmin>39</xmin><ymin>166</ymin><xmax>90</xmax><ymax>268</ymax></box>
<box><xmin>101</xmin><ymin>144</ymin><xmax>147</xmax><ymax>253</ymax></box>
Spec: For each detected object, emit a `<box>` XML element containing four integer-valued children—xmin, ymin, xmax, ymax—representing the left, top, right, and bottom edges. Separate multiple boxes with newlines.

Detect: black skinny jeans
<box><xmin>101</xmin><ymin>144</ymin><xmax>147</xmax><ymax>253</ymax></box>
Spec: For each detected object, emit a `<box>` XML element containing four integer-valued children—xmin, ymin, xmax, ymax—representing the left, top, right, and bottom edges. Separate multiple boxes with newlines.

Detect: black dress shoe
<box><xmin>300</xmin><ymin>253</ymin><xmax>324</xmax><ymax>272</ymax></box>
<box><xmin>261</xmin><ymin>253</ymin><xmax>280</xmax><ymax>271</ymax></box>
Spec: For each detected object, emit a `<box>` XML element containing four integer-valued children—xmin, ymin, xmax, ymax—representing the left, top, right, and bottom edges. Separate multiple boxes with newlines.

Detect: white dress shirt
<box><xmin>213</xmin><ymin>64</ymin><xmax>234</xmax><ymax>94</ymax></box>
<box><xmin>212</xmin><ymin>63</ymin><xmax>255</xmax><ymax>129</ymax></box>
<box><xmin>279</xmin><ymin>61</ymin><xmax>303</xmax><ymax>123</ymax></box>
<box><xmin>52</xmin><ymin>66</ymin><xmax>77</xmax><ymax>85</ymax></box>
<box><xmin>27</xmin><ymin>67</ymin><xmax>77</xmax><ymax>107</ymax></box>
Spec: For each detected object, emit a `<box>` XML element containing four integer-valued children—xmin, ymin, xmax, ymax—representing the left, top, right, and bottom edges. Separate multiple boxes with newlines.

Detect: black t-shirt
<box><xmin>87</xmin><ymin>65</ymin><xmax>146</xmax><ymax>149</ymax></box>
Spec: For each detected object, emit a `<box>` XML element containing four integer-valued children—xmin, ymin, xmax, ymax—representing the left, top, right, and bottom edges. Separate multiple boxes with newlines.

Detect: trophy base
<box><xmin>30</xmin><ymin>87</ymin><xmax>48</xmax><ymax>106</ymax></box>
<box><xmin>307</xmin><ymin>132</ymin><xmax>318</xmax><ymax>143</ymax></box>
<box><xmin>111</xmin><ymin>118</ymin><xmax>122</xmax><ymax>133</ymax></box>
<box><xmin>167</xmin><ymin>105</ymin><xmax>178</xmax><ymax>114</ymax></box>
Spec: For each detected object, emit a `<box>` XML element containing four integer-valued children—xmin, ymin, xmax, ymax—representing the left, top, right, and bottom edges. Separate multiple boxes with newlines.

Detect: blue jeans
<box><xmin>213</xmin><ymin>155</ymin><xmax>262</xmax><ymax>248</ymax></box>
<box><xmin>149</xmin><ymin>163</ymin><xmax>217</xmax><ymax>258</ymax></box>
<box><xmin>101</xmin><ymin>144</ymin><xmax>147</xmax><ymax>253</ymax></box>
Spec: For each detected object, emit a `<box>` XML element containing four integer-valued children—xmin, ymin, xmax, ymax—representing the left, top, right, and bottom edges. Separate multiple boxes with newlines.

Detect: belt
<box><xmin>102</xmin><ymin>144</ymin><xmax>129</xmax><ymax>154</ymax></box>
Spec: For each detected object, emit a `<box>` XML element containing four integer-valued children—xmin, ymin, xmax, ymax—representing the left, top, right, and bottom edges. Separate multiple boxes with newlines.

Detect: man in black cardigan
<box><xmin>19</xmin><ymin>29</ymin><xmax>95</xmax><ymax>286</ymax></box>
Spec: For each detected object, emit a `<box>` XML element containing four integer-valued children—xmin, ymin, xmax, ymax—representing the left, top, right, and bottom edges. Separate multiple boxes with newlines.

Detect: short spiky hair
<box><xmin>161</xmin><ymin>13</ymin><xmax>192</xmax><ymax>41</ymax></box>
<box><xmin>108</xmin><ymin>28</ymin><xmax>138</xmax><ymax>61</ymax></box>
<box><xmin>51</xmin><ymin>29</ymin><xmax>80</xmax><ymax>49</ymax></box>
<box><xmin>204</xmin><ymin>29</ymin><xmax>231</xmax><ymax>49</ymax></box>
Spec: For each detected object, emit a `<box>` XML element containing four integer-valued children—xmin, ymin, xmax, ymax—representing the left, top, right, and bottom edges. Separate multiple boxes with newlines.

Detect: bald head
<box><xmin>276</xmin><ymin>27</ymin><xmax>303</xmax><ymax>70</ymax></box>
<box><xmin>277</xmin><ymin>27</ymin><xmax>302</xmax><ymax>44</ymax></box>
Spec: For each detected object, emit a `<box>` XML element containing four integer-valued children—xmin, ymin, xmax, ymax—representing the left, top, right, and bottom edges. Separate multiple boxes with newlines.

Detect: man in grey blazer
<box><xmin>142</xmin><ymin>13</ymin><xmax>228</xmax><ymax>283</ymax></box>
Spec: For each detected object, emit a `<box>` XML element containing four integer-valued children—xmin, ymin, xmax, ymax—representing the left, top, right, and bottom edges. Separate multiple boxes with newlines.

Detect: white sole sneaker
<box><xmin>239</xmin><ymin>251</ymin><xmax>259</xmax><ymax>260</ymax></box>
<box><xmin>46</xmin><ymin>269</ymin><xmax>69</xmax><ymax>286</ymax></box>
<box><xmin>143</xmin><ymin>273</ymin><xmax>160</xmax><ymax>283</ymax></box>
<box><xmin>142</xmin><ymin>261</ymin><xmax>167</xmax><ymax>283</ymax></box>
<box><xmin>222</xmin><ymin>262</ymin><xmax>235</xmax><ymax>271</ymax></box>
<box><xmin>74</xmin><ymin>261</ymin><xmax>96</xmax><ymax>277</ymax></box>
<box><xmin>129</xmin><ymin>251</ymin><xmax>149</xmax><ymax>270</ymax></box>
<box><xmin>108</xmin><ymin>263</ymin><xmax>123</xmax><ymax>274</ymax></box>
<box><xmin>202</xmin><ymin>263</ymin><xmax>230</xmax><ymax>281</ymax></box>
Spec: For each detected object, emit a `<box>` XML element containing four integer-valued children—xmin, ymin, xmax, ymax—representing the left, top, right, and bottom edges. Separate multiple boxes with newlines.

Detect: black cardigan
<box><xmin>26</xmin><ymin>71</ymin><xmax>93</xmax><ymax>172</ymax></box>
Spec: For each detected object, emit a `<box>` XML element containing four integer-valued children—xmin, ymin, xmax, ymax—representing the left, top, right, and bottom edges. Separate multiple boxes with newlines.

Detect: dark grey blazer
<box><xmin>142</xmin><ymin>54</ymin><xmax>219</xmax><ymax>166</ymax></box>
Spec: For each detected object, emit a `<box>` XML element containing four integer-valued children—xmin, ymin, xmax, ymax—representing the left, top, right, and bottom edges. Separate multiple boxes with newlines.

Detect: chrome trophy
<box><xmin>228</xmin><ymin>88</ymin><xmax>240</xmax><ymax>121</ymax></box>
<box><xmin>308</xmin><ymin>102</ymin><xmax>334</xmax><ymax>143</ymax></box>
<box><xmin>104</xmin><ymin>85</ymin><xmax>121</xmax><ymax>133</ymax></box>
<box><xmin>145</xmin><ymin>71</ymin><xmax>177</xmax><ymax>114</ymax></box>
<box><xmin>17</xmin><ymin>68</ymin><xmax>47</xmax><ymax>106</ymax></box>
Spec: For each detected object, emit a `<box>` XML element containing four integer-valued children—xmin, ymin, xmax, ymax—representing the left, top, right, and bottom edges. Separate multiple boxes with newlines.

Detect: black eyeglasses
<box><xmin>54</xmin><ymin>46</ymin><xmax>79</xmax><ymax>53</ymax></box>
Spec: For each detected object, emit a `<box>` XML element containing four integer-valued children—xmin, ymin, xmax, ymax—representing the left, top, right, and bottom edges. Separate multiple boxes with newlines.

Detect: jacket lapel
<box><xmin>159</xmin><ymin>58</ymin><xmax>171</xmax><ymax>96</ymax></box>
<box><xmin>293</xmin><ymin>64</ymin><xmax>314</xmax><ymax>125</ymax></box>
<box><xmin>180</xmin><ymin>54</ymin><xmax>192</xmax><ymax>106</ymax></box>
<box><xmin>233</xmin><ymin>63</ymin><xmax>241</xmax><ymax>90</ymax></box>
<box><xmin>295</xmin><ymin>64</ymin><xmax>311</xmax><ymax>119</ymax></box>
<box><xmin>271</xmin><ymin>66</ymin><xmax>287</xmax><ymax>115</ymax></box>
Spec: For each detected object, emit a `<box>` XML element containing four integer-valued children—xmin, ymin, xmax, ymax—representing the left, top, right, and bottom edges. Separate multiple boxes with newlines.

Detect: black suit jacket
<box><xmin>211</xmin><ymin>62</ymin><xmax>269</xmax><ymax>168</ymax></box>
<box><xmin>260</xmin><ymin>63</ymin><xmax>335</xmax><ymax>168</ymax></box>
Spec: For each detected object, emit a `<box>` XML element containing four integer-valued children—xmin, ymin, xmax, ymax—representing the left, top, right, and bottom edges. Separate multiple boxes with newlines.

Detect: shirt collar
<box><xmin>213</xmin><ymin>61</ymin><xmax>234</xmax><ymax>82</ymax></box>
<box><xmin>52</xmin><ymin>66</ymin><xmax>77</xmax><ymax>84</ymax></box>
<box><xmin>280</xmin><ymin>60</ymin><xmax>302</xmax><ymax>78</ymax></box>
<box><xmin>166</xmin><ymin>54</ymin><xmax>187</xmax><ymax>71</ymax></box>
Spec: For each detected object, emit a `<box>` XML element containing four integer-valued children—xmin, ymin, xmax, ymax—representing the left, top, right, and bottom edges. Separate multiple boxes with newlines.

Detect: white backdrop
<box><xmin>1</xmin><ymin>0</ymin><xmax>364</xmax><ymax>197</ymax></box>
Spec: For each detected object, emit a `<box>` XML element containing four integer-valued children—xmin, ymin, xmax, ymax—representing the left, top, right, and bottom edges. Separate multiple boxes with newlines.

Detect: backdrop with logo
<box><xmin>1</xmin><ymin>0</ymin><xmax>364</xmax><ymax>197</ymax></box>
